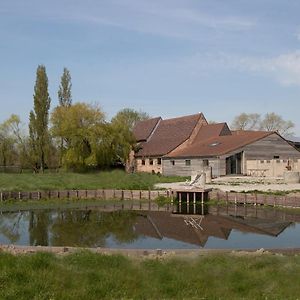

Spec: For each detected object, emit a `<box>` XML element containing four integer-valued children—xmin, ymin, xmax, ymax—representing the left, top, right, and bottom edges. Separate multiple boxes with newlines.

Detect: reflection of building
<box><xmin>133</xmin><ymin>208</ymin><xmax>291</xmax><ymax>248</ymax></box>
<box><xmin>131</xmin><ymin>113</ymin><xmax>300</xmax><ymax>177</ymax></box>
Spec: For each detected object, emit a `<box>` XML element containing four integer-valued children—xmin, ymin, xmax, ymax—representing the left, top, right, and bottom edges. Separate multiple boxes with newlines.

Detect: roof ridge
<box><xmin>160</xmin><ymin>112</ymin><xmax>203</xmax><ymax>122</ymax></box>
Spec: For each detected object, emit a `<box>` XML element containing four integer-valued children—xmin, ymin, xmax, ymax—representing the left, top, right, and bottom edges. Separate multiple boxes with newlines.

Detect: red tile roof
<box><xmin>133</xmin><ymin>117</ymin><xmax>161</xmax><ymax>142</ymax></box>
<box><xmin>167</xmin><ymin>130</ymin><xmax>274</xmax><ymax>158</ymax></box>
<box><xmin>135</xmin><ymin>113</ymin><xmax>204</xmax><ymax>157</ymax></box>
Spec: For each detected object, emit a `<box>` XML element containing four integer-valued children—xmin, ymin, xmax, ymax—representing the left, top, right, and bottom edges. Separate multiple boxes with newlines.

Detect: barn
<box><xmin>131</xmin><ymin>113</ymin><xmax>300</xmax><ymax>178</ymax></box>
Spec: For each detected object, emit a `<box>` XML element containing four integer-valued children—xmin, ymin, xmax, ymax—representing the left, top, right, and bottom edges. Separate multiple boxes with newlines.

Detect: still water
<box><xmin>0</xmin><ymin>203</ymin><xmax>300</xmax><ymax>249</ymax></box>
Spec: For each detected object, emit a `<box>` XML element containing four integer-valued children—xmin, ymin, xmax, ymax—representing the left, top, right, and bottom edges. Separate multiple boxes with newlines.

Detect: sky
<box><xmin>1</xmin><ymin>0</ymin><xmax>300</xmax><ymax>136</ymax></box>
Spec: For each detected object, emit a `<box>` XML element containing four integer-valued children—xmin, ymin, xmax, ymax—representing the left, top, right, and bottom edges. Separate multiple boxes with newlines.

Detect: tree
<box><xmin>110</xmin><ymin>108</ymin><xmax>149</xmax><ymax>166</ymax></box>
<box><xmin>231</xmin><ymin>112</ymin><xmax>294</xmax><ymax>137</ymax></box>
<box><xmin>51</xmin><ymin>102</ymin><xmax>106</xmax><ymax>170</ymax></box>
<box><xmin>57</xmin><ymin>68</ymin><xmax>72</xmax><ymax>165</ymax></box>
<box><xmin>29</xmin><ymin>65</ymin><xmax>51</xmax><ymax>172</ymax></box>
<box><xmin>260</xmin><ymin>113</ymin><xmax>294</xmax><ymax>137</ymax></box>
<box><xmin>0</xmin><ymin>116</ymin><xmax>18</xmax><ymax>167</ymax></box>
<box><xmin>58</xmin><ymin>68</ymin><xmax>72</xmax><ymax>107</ymax></box>
<box><xmin>231</xmin><ymin>113</ymin><xmax>261</xmax><ymax>130</ymax></box>
<box><xmin>111</xmin><ymin>108</ymin><xmax>150</xmax><ymax>131</ymax></box>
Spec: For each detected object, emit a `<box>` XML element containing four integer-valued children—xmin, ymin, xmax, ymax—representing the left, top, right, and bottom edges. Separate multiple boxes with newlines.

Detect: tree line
<box><xmin>0</xmin><ymin>65</ymin><xmax>296</xmax><ymax>172</ymax></box>
<box><xmin>230</xmin><ymin>113</ymin><xmax>294</xmax><ymax>136</ymax></box>
<box><xmin>0</xmin><ymin>65</ymin><xmax>149</xmax><ymax>172</ymax></box>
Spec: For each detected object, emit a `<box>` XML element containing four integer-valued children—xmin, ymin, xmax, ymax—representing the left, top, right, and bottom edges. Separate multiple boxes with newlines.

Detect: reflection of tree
<box><xmin>50</xmin><ymin>210</ymin><xmax>138</xmax><ymax>247</ymax></box>
<box><xmin>0</xmin><ymin>212</ymin><xmax>24</xmax><ymax>243</ymax></box>
<box><xmin>29</xmin><ymin>211</ymin><xmax>52</xmax><ymax>246</ymax></box>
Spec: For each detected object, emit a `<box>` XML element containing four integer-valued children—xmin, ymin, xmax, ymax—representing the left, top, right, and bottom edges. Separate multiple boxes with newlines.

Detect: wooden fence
<box><xmin>209</xmin><ymin>190</ymin><xmax>300</xmax><ymax>208</ymax></box>
<box><xmin>0</xmin><ymin>189</ymin><xmax>174</xmax><ymax>202</ymax></box>
<box><xmin>1</xmin><ymin>188</ymin><xmax>300</xmax><ymax>209</ymax></box>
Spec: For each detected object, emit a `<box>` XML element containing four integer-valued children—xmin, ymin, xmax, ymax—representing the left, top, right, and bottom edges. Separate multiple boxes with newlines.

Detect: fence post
<box><xmin>0</xmin><ymin>192</ymin><xmax>2</xmax><ymax>202</ymax></box>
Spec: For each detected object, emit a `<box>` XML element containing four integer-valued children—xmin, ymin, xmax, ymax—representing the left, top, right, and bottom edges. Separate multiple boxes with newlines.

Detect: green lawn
<box><xmin>0</xmin><ymin>170</ymin><xmax>185</xmax><ymax>191</ymax></box>
<box><xmin>1</xmin><ymin>251</ymin><xmax>300</xmax><ymax>299</ymax></box>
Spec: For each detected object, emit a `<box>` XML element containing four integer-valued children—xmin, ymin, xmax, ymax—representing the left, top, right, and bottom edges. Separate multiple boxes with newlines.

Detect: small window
<box><xmin>185</xmin><ymin>160</ymin><xmax>191</xmax><ymax>166</ymax></box>
<box><xmin>203</xmin><ymin>159</ymin><xmax>209</xmax><ymax>167</ymax></box>
<box><xmin>283</xmin><ymin>159</ymin><xmax>287</xmax><ymax>163</ymax></box>
<box><xmin>157</xmin><ymin>158</ymin><xmax>162</xmax><ymax>165</ymax></box>
<box><xmin>274</xmin><ymin>155</ymin><xmax>280</xmax><ymax>159</ymax></box>
<box><xmin>276</xmin><ymin>160</ymin><xmax>281</xmax><ymax>163</ymax></box>
<box><xmin>209</xmin><ymin>142</ymin><xmax>220</xmax><ymax>147</ymax></box>
<box><xmin>171</xmin><ymin>160</ymin><xmax>175</xmax><ymax>166</ymax></box>
<box><xmin>266</xmin><ymin>160</ymin><xmax>271</xmax><ymax>163</ymax></box>
<box><xmin>142</xmin><ymin>159</ymin><xmax>145</xmax><ymax>165</ymax></box>
<box><xmin>260</xmin><ymin>160</ymin><xmax>264</xmax><ymax>164</ymax></box>
<box><xmin>149</xmin><ymin>159</ymin><xmax>153</xmax><ymax>165</ymax></box>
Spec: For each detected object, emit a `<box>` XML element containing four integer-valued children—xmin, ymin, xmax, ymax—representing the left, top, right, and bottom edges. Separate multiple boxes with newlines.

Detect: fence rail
<box><xmin>208</xmin><ymin>190</ymin><xmax>300</xmax><ymax>208</ymax></box>
<box><xmin>0</xmin><ymin>189</ymin><xmax>174</xmax><ymax>202</ymax></box>
<box><xmin>1</xmin><ymin>188</ymin><xmax>300</xmax><ymax>209</ymax></box>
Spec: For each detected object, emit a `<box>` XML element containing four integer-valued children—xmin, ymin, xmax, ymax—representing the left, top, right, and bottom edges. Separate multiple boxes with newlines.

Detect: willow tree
<box><xmin>29</xmin><ymin>65</ymin><xmax>51</xmax><ymax>172</ymax></box>
<box><xmin>51</xmin><ymin>102</ymin><xmax>106</xmax><ymax>170</ymax></box>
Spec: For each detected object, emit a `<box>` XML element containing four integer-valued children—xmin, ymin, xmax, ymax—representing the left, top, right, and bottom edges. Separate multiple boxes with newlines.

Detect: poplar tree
<box><xmin>58</xmin><ymin>67</ymin><xmax>72</xmax><ymax>107</ymax></box>
<box><xmin>29</xmin><ymin>65</ymin><xmax>51</xmax><ymax>172</ymax></box>
<box><xmin>57</xmin><ymin>68</ymin><xmax>72</xmax><ymax>165</ymax></box>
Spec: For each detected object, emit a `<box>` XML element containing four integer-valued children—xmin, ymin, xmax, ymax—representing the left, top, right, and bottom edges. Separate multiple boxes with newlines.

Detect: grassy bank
<box><xmin>0</xmin><ymin>170</ymin><xmax>185</xmax><ymax>192</ymax></box>
<box><xmin>1</xmin><ymin>251</ymin><xmax>300</xmax><ymax>299</ymax></box>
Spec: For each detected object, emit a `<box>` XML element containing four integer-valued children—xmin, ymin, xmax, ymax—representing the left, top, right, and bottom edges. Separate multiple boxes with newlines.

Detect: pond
<box><xmin>1</xmin><ymin>202</ymin><xmax>300</xmax><ymax>249</ymax></box>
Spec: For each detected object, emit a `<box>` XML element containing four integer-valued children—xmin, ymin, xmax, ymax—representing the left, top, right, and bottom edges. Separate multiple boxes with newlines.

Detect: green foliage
<box><xmin>29</xmin><ymin>65</ymin><xmax>51</xmax><ymax>172</ymax></box>
<box><xmin>111</xmin><ymin>108</ymin><xmax>150</xmax><ymax>131</ymax></box>
<box><xmin>109</xmin><ymin>108</ymin><xmax>150</xmax><ymax>166</ymax></box>
<box><xmin>1</xmin><ymin>252</ymin><xmax>300</xmax><ymax>299</ymax></box>
<box><xmin>155</xmin><ymin>195</ymin><xmax>172</xmax><ymax>207</ymax></box>
<box><xmin>58</xmin><ymin>67</ymin><xmax>72</xmax><ymax>107</ymax></box>
<box><xmin>51</xmin><ymin>102</ymin><xmax>106</xmax><ymax>170</ymax></box>
<box><xmin>0</xmin><ymin>115</ymin><xmax>18</xmax><ymax>167</ymax></box>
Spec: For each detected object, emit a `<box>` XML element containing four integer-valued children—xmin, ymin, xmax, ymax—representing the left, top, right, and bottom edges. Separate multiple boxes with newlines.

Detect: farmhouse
<box><xmin>131</xmin><ymin>113</ymin><xmax>300</xmax><ymax>178</ymax></box>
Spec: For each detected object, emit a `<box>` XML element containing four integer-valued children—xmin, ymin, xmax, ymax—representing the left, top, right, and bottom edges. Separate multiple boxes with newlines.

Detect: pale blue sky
<box><xmin>1</xmin><ymin>0</ymin><xmax>300</xmax><ymax>135</ymax></box>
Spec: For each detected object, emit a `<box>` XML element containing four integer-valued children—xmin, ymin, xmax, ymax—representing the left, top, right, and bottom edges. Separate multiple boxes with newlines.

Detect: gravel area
<box><xmin>156</xmin><ymin>176</ymin><xmax>300</xmax><ymax>194</ymax></box>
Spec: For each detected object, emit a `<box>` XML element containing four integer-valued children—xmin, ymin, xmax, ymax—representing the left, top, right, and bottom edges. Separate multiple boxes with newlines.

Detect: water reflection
<box><xmin>0</xmin><ymin>202</ymin><xmax>300</xmax><ymax>249</ymax></box>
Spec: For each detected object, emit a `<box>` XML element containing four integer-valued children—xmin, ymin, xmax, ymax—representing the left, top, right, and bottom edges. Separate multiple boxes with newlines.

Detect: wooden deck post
<box><xmin>193</xmin><ymin>192</ymin><xmax>196</xmax><ymax>205</ymax></box>
<box><xmin>201</xmin><ymin>192</ymin><xmax>204</xmax><ymax>204</ymax></box>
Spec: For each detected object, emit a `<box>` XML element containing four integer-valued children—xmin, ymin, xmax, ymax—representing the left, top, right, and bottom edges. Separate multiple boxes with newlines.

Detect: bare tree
<box><xmin>260</xmin><ymin>113</ymin><xmax>294</xmax><ymax>137</ymax></box>
<box><xmin>232</xmin><ymin>112</ymin><xmax>295</xmax><ymax>137</ymax></box>
<box><xmin>231</xmin><ymin>113</ymin><xmax>261</xmax><ymax>130</ymax></box>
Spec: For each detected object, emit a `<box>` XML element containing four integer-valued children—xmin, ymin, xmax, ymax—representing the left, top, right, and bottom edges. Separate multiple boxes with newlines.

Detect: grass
<box><xmin>0</xmin><ymin>170</ymin><xmax>186</xmax><ymax>192</ymax></box>
<box><xmin>1</xmin><ymin>251</ymin><xmax>300</xmax><ymax>299</ymax></box>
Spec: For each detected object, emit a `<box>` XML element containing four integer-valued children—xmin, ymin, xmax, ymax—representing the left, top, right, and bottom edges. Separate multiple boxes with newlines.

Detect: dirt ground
<box><xmin>156</xmin><ymin>176</ymin><xmax>300</xmax><ymax>195</ymax></box>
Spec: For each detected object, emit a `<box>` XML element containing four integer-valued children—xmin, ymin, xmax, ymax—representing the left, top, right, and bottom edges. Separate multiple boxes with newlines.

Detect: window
<box><xmin>274</xmin><ymin>155</ymin><xmax>280</xmax><ymax>159</ymax></box>
<box><xmin>142</xmin><ymin>159</ymin><xmax>145</xmax><ymax>166</ymax></box>
<box><xmin>209</xmin><ymin>142</ymin><xmax>220</xmax><ymax>147</ymax></box>
<box><xmin>276</xmin><ymin>160</ymin><xmax>281</xmax><ymax>163</ymax></box>
<box><xmin>260</xmin><ymin>160</ymin><xmax>264</xmax><ymax>164</ymax></box>
<box><xmin>185</xmin><ymin>160</ymin><xmax>191</xmax><ymax>166</ymax></box>
<box><xmin>203</xmin><ymin>159</ymin><xmax>209</xmax><ymax>167</ymax></box>
<box><xmin>266</xmin><ymin>160</ymin><xmax>271</xmax><ymax>163</ymax></box>
<box><xmin>171</xmin><ymin>160</ymin><xmax>175</xmax><ymax>166</ymax></box>
<box><xmin>157</xmin><ymin>158</ymin><xmax>162</xmax><ymax>165</ymax></box>
<box><xmin>149</xmin><ymin>159</ymin><xmax>153</xmax><ymax>165</ymax></box>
